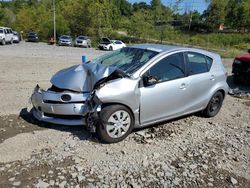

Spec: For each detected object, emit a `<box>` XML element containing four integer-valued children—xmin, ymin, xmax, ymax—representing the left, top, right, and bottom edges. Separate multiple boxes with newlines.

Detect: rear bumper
<box><xmin>31</xmin><ymin>85</ymin><xmax>89</xmax><ymax>125</ymax></box>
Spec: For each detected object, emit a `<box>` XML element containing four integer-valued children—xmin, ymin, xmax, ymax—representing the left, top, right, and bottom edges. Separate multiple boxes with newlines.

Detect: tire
<box><xmin>203</xmin><ymin>91</ymin><xmax>224</xmax><ymax>117</ymax></box>
<box><xmin>97</xmin><ymin>105</ymin><xmax>134</xmax><ymax>143</ymax></box>
<box><xmin>10</xmin><ymin>38</ymin><xmax>13</xmax><ymax>44</ymax></box>
<box><xmin>109</xmin><ymin>46</ymin><xmax>113</xmax><ymax>51</ymax></box>
<box><xmin>2</xmin><ymin>39</ymin><xmax>5</xmax><ymax>45</ymax></box>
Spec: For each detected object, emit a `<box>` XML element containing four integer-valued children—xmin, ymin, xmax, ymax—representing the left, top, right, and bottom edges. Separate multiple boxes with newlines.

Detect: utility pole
<box><xmin>53</xmin><ymin>0</ymin><xmax>56</xmax><ymax>45</ymax></box>
<box><xmin>188</xmin><ymin>0</ymin><xmax>194</xmax><ymax>31</ymax></box>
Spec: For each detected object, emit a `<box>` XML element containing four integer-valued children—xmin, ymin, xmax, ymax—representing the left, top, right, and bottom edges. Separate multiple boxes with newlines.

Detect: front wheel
<box><xmin>97</xmin><ymin>105</ymin><xmax>134</xmax><ymax>143</ymax></box>
<box><xmin>1</xmin><ymin>39</ymin><xmax>5</xmax><ymax>45</ymax></box>
<box><xmin>203</xmin><ymin>91</ymin><xmax>224</xmax><ymax>117</ymax></box>
<box><xmin>109</xmin><ymin>46</ymin><xmax>113</xmax><ymax>51</ymax></box>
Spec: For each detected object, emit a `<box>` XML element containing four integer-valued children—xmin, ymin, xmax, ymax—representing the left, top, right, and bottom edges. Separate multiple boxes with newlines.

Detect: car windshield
<box><xmin>0</xmin><ymin>29</ymin><xmax>3</xmax><ymax>34</ymax></box>
<box><xmin>78</xmin><ymin>36</ymin><xmax>87</xmax><ymax>40</ymax></box>
<box><xmin>61</xmin><ymin>36</ymin><xmax>70</xmax><ymax>39</ymax></box>
<box><xmin>92</xmin><ymin>47</ymin><xmax>159</xmax><ymax>75</ymax></box>
<box><xmin>29</xmin><ymin>32</ymin><xmax>36</xmax><ymax>36</ymax></box>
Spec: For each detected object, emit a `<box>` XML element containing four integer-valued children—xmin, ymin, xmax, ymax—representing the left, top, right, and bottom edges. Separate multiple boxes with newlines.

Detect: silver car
<box><xmin>31</xmin><ymin>44</ymin><xmax>228</xmax><ymax>143</ymax></box>
<box><xmin>75</xmin><ymin>36</ymin><xmax>91</xmax><ymax>48</ymax></box>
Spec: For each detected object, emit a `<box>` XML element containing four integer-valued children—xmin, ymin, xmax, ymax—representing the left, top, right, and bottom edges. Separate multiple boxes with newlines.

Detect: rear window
<box><xmin>187</xmin><ymin>52</ymin><xmax>209</xmax><ymax>75</ymax></box>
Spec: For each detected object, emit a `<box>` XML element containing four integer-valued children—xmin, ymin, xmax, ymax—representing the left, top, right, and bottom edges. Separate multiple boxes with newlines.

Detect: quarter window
<box><xmin>147</xmin><ymin>53</ymin><xmax>185</xmax><ymax>82</ymax></box>
<box><xmin>206</xmin><ymin>56</ymin><xmax>213</xmax><ymax>70</ymax></box>
<box><xmin>187</xmin><ymin>52</ymin><xmax>209</xmax><ymax>75</ymax></box>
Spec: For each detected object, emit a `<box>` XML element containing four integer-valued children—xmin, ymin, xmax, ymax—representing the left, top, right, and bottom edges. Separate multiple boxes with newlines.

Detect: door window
<box><xmin>186</xmin><ymin>52</ymin><xmax>209</xmax><ymax>75</ymax></box>
<box><xmin>115</xmin><ymin>41</ymin><xmax>122</xmax><ymax>44</ymax></box>
<box><xmin>146</xmin><ymin>52</ymin><xmax>185</xmax><ymax>82</ymax></box>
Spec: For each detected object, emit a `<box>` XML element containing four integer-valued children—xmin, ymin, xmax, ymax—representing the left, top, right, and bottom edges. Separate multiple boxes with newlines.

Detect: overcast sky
<box><xmin>128</xmin><ymin>0</ymin><xmax>209</xmax><ymax>13</ymax></box>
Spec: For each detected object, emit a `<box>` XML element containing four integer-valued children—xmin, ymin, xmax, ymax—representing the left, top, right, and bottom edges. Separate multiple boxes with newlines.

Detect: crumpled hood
<box><xmin>50</xmin><ymin>63</ymin><xmax>117</xmax><ymax>92</ymax></box>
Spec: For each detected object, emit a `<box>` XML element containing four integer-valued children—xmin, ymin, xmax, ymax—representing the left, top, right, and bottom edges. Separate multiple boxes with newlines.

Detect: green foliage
<box><xmin>0</xmin><ymin>0</ymin><xmax>249</xmax><ymax>57</ymax></box>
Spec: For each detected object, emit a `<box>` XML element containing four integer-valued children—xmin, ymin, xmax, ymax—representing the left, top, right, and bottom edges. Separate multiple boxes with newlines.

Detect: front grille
<box><xmin>44</xmin><ymin>113</ymin><xmax>83</xmax><ymax>120</ymax></box>
<box><xmin>48</xmin><ymin>85</ymin><xmax>78</xmax><ymax>93</ymax></box>
<box><xmin>43</xmin><ymin>100</ymin><xmax>84</xmax><ymax>104</ymax></box>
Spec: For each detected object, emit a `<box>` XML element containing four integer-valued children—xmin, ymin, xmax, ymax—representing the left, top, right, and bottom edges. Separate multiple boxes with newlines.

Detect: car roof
<box><xmin>0</xmin><ymin>27</ymin><xmax>11</xmax><ymax>29</ymax></box>
<box><xmin>129</xmin><ymin>43</ymin><xmax>219</xmax><ymax>57</ymax></box>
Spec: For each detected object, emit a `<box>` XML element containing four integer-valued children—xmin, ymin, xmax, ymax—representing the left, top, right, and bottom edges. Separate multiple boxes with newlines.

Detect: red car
<box><xmin>232</xmin><ymin>50</ymin><xmax>250</xmax><ymax>84</ymax></box>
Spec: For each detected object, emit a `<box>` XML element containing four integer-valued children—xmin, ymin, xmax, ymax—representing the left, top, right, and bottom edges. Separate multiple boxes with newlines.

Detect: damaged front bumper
<box><xmin>31</xmin><ymin>85</ymin><xmax>91</xmax><ymax>125</ymax></box>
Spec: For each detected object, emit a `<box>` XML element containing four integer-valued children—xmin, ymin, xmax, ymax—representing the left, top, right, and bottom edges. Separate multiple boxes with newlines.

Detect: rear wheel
<box><xmin>109</xmin><ymin>46</ymin><xmax>113</xmax><ymax>51</ymax></box>
<box><xmin>97</xmin><ymin>105</ymin><xmax>134</xmax><ymax>143</ymax></box>
<box><xmin>203</xmin><ymin>91</ymin><xmax>224</xmax><ymax>117</ymax></box>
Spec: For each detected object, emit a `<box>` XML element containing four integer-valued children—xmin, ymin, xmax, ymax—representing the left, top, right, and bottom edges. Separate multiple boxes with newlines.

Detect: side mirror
<box><xmin>143</xmin><ymin>75</ymin><xmax>158</xmax><ymax>86</ymax></box>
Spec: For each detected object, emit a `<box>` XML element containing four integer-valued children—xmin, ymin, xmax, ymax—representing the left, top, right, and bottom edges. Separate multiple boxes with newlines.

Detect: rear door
<box><xmin>184</xmin><ymin>52</ymin><xmax>215</xmax><ymax>111</ymax></box>
<box><xmin>140</xmin><ymin>52</ymin><xmax>191</xmax><ymax>125</ymax></box>
<box><xmin>114</xmin><ymin>41</ymin><xmax>123</xmax><ymax>50</ymax></box>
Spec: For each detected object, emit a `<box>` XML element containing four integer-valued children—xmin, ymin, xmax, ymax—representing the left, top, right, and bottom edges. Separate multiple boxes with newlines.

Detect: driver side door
<box><xmin>139</xmin><ymin>52</ymin><xmax>191</xmax><ymax>125</ymax></box>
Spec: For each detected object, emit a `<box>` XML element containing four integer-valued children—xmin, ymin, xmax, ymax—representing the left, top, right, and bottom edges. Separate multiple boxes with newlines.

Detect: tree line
<box><xmin>0</xmin><ymin>0</ymin><xmax>249</xmax><ymax>44</ymax></box>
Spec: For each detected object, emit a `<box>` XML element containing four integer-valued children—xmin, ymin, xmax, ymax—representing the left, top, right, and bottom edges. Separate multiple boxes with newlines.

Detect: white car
<box><xmin>75</xmin><ymin>36</ymin><xmax>91</xmax><ymax>48</ymax></box>
<box><xmin>13</xmin><ymin>31</ymin><xmax>20</xmax><ymax>43</ymax></box>
<box><xmin>98</xmin><ymin>38</ymin><xmax>126</xmax><ymax>51</ymax></box>
<box><xmin>0</xmin><ymin>27</ymin><xmax>14</xmax><ymax>45</ymax></box>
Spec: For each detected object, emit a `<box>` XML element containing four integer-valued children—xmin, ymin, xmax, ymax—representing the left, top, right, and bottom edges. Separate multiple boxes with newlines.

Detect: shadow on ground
<box><xmin>19</xmin><ymin>108</ymin><xmax>94</xmax><ymax>141</ymax></box>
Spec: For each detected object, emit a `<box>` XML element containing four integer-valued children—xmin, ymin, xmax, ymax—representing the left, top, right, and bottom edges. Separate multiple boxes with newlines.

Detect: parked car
<box><xmin>232</xmin><ymin>49</ymin><xmax>250</xmax><ymax>84</ymax></box>
<box><xmin>98</xmin><ymin>38</ymin><xmax>126</xmax><ymax>51</ymax></box>
<box><xmin>31</xmin><ymin>44</ymin><xmax>228</xmax><ymax>143</ymax></box>
<box><xmin>59</xmin><ymin>35</ymin><xmax>72</xmax><ymax>46</ymax></box>
<box><xmin>13</xmin><ymin>31</ymin><xmax>20</xmax><ymax>43</ymax></box>
<box><xmin>27</xmin><ymin>32</ymin><xmax>39</xmax><ymax>42</ymax></box>
<box><xmin>0</xmin><ymin>27</ymin><xmax>14</xmax><ymax>45</ymax></box>
<box><xmin>75</xmin><ymin>36</ymin><xmax>91</xmax><ymax>48</ymax></box>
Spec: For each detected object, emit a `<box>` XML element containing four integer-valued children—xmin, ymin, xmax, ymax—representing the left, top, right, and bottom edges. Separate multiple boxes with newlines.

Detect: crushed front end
<box><xmin>30</xmin><ymin>62</ymin><xmax>117</xmax><ymax>130</ymax></box>
<box><xmin>31</xmin><ymin>84</ymin><xmax>91</xmax><ymax>125</ymax></box>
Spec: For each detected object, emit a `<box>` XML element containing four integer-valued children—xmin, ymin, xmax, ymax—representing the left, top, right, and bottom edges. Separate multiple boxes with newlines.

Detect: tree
<box><xmin>203</xmin><ymin>0</ymin><xmax>228</xmax><ymax>31</ymax></box>
<box><xmin>132</xmin><ymin>2</ymin><xmax>150</xmax><ymax>11</ymax></box>
<box><xmin>150</xmin><ymin>0</ymin><xmax>163</xmax><ymax>23</ymax></box>
<box><xmin>128</xmin><ymin>10</ymin><xmax>153</xmax><ymax>40</ymax></box>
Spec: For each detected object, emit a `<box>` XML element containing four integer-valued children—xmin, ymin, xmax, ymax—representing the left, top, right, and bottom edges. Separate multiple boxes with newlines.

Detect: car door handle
<box><xmin>179</xmin><ymin>83</ymin><xmax>187</xmax><ymax>89</ymax></box>
<box><xmin>210</xmin><ymin>75</ymin><xmax>215</xmax><ymax>80</ymax></box>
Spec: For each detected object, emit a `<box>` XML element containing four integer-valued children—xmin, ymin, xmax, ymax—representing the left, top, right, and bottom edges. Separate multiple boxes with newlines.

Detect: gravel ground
<box><xmin>0</xmin><ymin>42</ymin><xmax>249</xmax><ymax>187</ymax></box>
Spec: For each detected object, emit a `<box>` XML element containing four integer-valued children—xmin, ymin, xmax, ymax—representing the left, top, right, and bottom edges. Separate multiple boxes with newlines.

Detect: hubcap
<box><xmin>209</xmin><ymin>96</ymin><xmax>220</xmax><ymax>112</ymax></box>
<box><xmin>106</xmin><ymin>110</ymin><xmax>131</xmax><ymax>138</ymax></box>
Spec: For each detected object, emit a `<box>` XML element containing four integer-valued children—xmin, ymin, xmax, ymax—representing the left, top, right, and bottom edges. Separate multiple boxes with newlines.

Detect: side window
<box><xmin>187</xmin><ymin>52</ymin><xmax>208</xmax><ymax>75</ymax></box>
<box><xmin>115</xmin><ymin>41</ymin><xmax>122</xmax><ymax>44</ymax></box>
<box><xmin>4</xmin><ymin>29</ymin><xmax>8</xmax><ymax>34</ymax></box>
<box><xmin>147</xmin><ymin>52</ymin><xmax>185</xmax><ymax>82</ymax></box>
<box><xmin>206</xmin><ymin>56</ymin><xmax>213</xmax><ymax>70</ymax></box>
